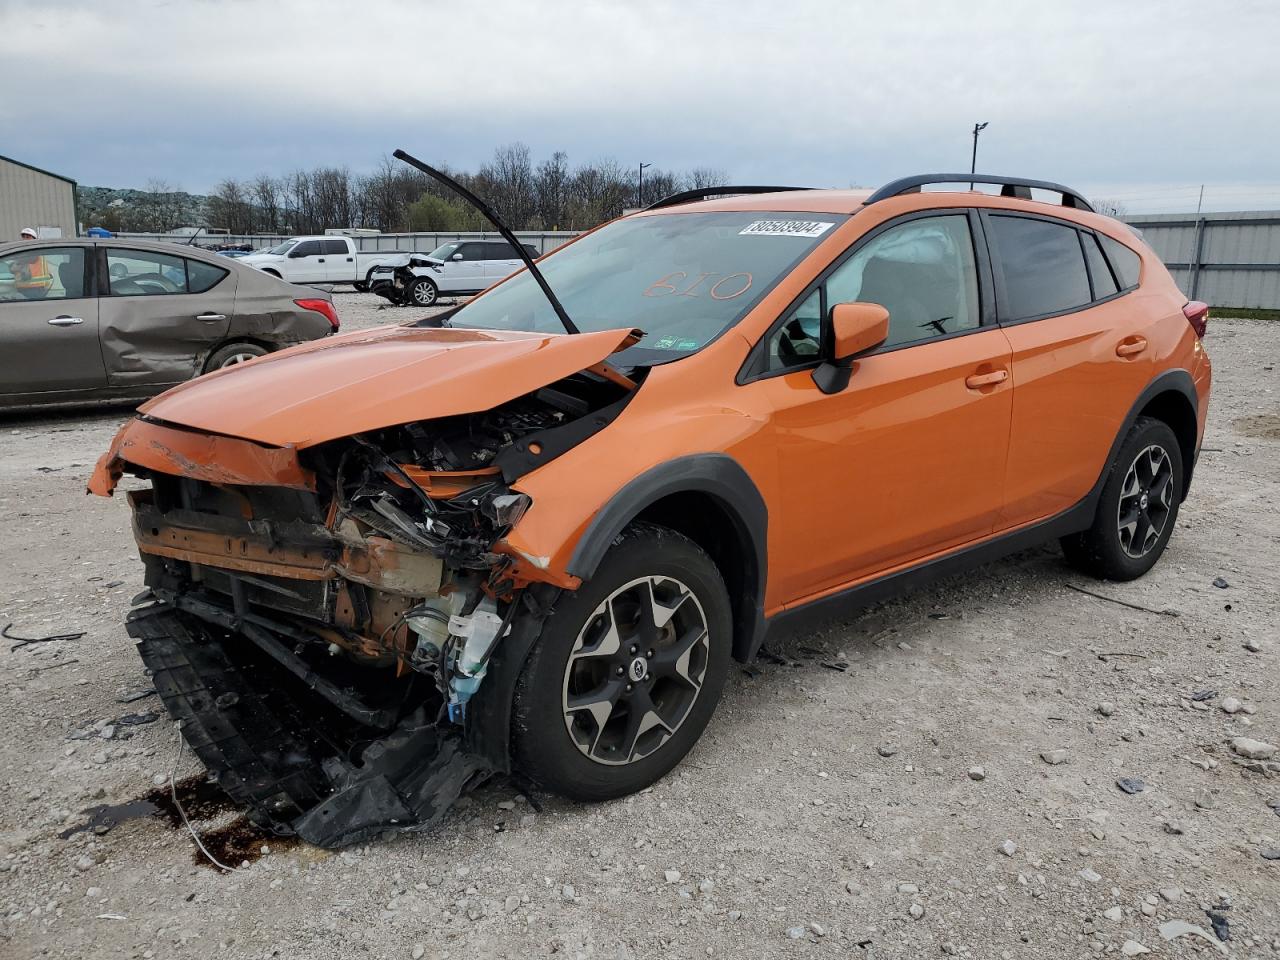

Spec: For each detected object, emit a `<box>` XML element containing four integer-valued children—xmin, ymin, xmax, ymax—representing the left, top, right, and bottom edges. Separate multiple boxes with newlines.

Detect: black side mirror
<box><xmin>812</xmin><ymin>302</ymin><xmax>890</xmax><ymax>394</ymax></box>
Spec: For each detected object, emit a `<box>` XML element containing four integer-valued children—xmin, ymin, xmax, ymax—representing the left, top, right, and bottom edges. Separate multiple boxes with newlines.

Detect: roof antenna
<box><xmin>393</xmin><ymin>148</ymin><xmax>580</xmax><ymax>335</ymax></box>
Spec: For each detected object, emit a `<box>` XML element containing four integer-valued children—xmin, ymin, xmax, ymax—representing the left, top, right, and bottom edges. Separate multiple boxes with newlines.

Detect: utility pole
<box><xmin>970</xmin><ymin>122</ymin><xmax>989</xmax><ymax>177</ymax></box>
<box><xmin>638</xmin><ymin>162</ymin><xmax>652</xmax><ymax>208</ymax></box>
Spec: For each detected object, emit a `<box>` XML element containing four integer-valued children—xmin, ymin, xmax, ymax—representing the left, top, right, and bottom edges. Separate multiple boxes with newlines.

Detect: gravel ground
<box><xmin>1</xmin><ymin>299</ymin><xmax>1277</xmax><ymax>960</ymax></box>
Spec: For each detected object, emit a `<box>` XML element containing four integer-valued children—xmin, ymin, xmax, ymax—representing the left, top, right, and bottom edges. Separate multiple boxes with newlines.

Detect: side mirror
<box><xmin>812</xmin><ymin>301</ymin><xmax>889</xmax><ymax>394</ymax></box>
<box><xmin>450</xmin><ymin>253</ymin><xmax>464</xmax><ymax>261</ymax></box>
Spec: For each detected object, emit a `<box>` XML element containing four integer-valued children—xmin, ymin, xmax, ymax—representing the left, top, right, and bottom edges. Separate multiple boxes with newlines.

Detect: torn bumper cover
<box><xmin>129</xmin><ymin>603</ymin><xmax>490</xmax><ymax>847</ymax></box>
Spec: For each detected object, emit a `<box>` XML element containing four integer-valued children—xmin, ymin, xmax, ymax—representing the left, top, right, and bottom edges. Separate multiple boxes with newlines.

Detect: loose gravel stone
<box><xmin>968</xmin><ymin>766</ymin><xmax>986</xmax><ymax>781</ymax></box>
<box><xmin>1097</xmin><ymin>701</ymin><xmax>1115</xmax><ymax>717</ymax></box>
<box><xmin>999</xmin><ymin>840</ymin><xmax>1018</xmax><ymax>857</ymax></box>
<box><xmin>1231</xmin><ymin>737</ymin><xmax>1277</xmax><ymax>760</ymax></box>
<box><xmin>1221</xmin><ymin>696</ymin><xmax>1243</xmax><ymax>714</ymax></box>
<box><xmin>1040</xmin><ymin>749</ymin><xmax>1068</xmax><ymax>765</ymax></box>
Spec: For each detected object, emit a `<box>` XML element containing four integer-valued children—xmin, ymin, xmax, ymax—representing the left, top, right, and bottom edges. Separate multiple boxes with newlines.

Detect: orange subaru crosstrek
<box><xmin>90</xmin><ymin>174</ymin><xmax>1212</xmax><ymax>846</ymax></box>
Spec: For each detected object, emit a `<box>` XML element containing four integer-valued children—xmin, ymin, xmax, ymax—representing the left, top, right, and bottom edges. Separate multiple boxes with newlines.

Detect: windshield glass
<box><xmin>264</xmin><ymin>240</ymin><xmax>297</xmax><ymax>256</ymax></box>
<box><xmin>442</xmin><ymin>211</ymin><xmax>846</xmax><ymax>364</ymax></box>
<box><xmin>427</xmin><ymin>242</ymin><xmax>461</xmax><ymax>261</ymax></box>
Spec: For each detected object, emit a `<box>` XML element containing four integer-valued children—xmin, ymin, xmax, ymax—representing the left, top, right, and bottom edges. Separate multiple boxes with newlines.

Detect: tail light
<box><xmin>1182</xmin><ymin>301</ymin><xmax>1209</xmax><ymax>339</ymax></box>
<box><xmin>295</xmin><ymin>298</ymin><xmax>340</xmax><ymax>331</ymax></box>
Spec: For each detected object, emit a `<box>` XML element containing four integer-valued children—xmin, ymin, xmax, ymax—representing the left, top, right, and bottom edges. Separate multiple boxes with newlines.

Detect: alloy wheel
<box><xmin>220</xmin><ymin>352</ymin><xmax>259</xmax><ymax>367</ymax></box>
<box><xmin>562</xmin><ymin>575</ymin><xmax>710</xmax><ymax>765</ymax></box>
<box><xmin>1116</xmin><ymin>443</ymin><xmax>1174</xmax><ymax>558</ymax></box>
<box><xmin>412</xmin><ymin>280</ymin><xmax>436</xmax><ymax>305</ymax></box>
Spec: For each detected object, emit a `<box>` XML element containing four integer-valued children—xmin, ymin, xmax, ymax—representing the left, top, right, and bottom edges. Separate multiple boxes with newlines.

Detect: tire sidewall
<box><xmin>1092</xmin><ymin>417</ymin><xmax>1184</xmax><ymax>579</ymax></box>
<box><xmin>513</xmin><ymin>525</ymin><xmax>732</xmax><ymax>801</ymax></box>
<box><xmin>205</xmin><ymin>343</ymin><xmax>267</xmax><ymax>373</ymax></box>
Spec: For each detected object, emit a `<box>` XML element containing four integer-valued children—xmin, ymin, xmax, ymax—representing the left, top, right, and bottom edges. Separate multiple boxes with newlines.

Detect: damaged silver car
<box><xmin>0</xmin><ymin>238</ymin><xmax>338</xmax><ymax>407</ymax></box>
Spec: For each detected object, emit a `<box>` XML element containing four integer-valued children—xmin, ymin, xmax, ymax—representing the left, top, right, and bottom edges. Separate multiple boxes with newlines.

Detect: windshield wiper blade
<box><xmin>393</xmin><ymin>148</ymin><xmax>580</xmax><ymax>336</ymax></box>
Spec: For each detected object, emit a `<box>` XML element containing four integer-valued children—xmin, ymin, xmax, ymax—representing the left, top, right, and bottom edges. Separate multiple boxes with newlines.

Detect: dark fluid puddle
<box><xmin>60</xmin><ymin>775</ymin><xmax>297</xmax><ymax>868</ymax></box>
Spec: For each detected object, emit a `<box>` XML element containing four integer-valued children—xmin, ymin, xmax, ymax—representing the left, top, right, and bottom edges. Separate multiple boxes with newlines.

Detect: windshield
<box><xmin>427</xmin><ymin>242</ymin><xmax>461</xmax><ymax>261</ymax></box>
<box><xmin>264</xmin><ymin>240</ymin><xmax>297</xmax><ymax>256</ymax></box>
<box><xmin>441</xmin><ymin>211</ymin><xmax>846</xmax><ymax>364</ymax></box>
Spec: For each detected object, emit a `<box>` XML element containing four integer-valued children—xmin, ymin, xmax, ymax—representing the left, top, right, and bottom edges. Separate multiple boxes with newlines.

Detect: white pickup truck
<box><xmin>241</xmin><ymin>236</ymin><xmax>406</xmax><ymax>289</ymax></box>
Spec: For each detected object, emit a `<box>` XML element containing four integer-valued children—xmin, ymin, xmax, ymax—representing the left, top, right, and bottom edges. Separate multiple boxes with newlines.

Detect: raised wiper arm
<box><xmin>393</xmin><ymin>148</ymin><xmax>580</xmax><ymax>335</ymax></box>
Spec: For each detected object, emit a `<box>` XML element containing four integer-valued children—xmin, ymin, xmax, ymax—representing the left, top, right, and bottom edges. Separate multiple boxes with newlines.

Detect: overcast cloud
<box><xmin>2</xmin><ymin>0</ymin><xmax>1277</xmax><ymax>212</ymax></box>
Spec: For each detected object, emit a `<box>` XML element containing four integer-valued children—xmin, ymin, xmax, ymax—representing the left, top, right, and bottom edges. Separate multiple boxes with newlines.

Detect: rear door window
<box><xmin>1099</xmin><ymin>234</ymin><xmax>1142</xmax><ymax>289</ymax></box>
<box><xmin>106</xmin><ymin>249</ymin><xmax>189</xmax><ymax>296</ymax></box>
<box><xmin>322</xmin><ymin>239</ymin><xmax>349</xmax><ymax>255</ymax></box>
<box><xmin>987</xmin><ymin>215</ymin><xmax>1091</xmax><ymax>320</ymax></box>
<box><xmin>487</xmin><ymin>242</ymin><xmax>518</xmax><ymax>259</ymax></box>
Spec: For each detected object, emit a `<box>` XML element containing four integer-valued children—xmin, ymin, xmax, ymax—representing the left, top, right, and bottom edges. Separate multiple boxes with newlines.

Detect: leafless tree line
<box><xmin>205</xmin><ymin>144</ymin><xmax>727</xmax><ymax>234</ymax></box>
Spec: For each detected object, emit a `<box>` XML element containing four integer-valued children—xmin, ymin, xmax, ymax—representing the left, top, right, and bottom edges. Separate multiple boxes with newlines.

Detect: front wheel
<box><xmin>1061</xmin><ymin>416</ymin><xmax>1183</xmax><ymax>581</ymax></box>
<box><xmin>513</xmin><ymin>523</ymin><xmax>731</xmax><ymax>801</ymax></box>
<box><xmin>409</xmin><ymin>276</ymin><xmax>438</xmax><ymax>307</ymax></box>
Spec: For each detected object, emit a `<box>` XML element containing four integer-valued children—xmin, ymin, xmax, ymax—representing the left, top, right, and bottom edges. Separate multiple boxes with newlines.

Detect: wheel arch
<box><xmin>1135</xmin><ymin>382</ymin><xmax>1199</xmax><ymax>499</ymax></box>
<box><xmin>566</xmin><ymin>454</ymin><xmax>768</xmax><ymax>663</ymax></box>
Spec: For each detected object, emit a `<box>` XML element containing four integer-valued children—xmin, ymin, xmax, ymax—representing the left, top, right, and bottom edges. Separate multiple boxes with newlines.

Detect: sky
<box><xmin>2</xmin><ymin>0</ymin><xmax>1279</xmax><ymax>214</ymax></box>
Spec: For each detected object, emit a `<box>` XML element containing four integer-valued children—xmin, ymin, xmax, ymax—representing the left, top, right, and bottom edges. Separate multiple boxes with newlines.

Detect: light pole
<box><xmin>638</xmin><ymin>162</ymin><xmax>652</xmax><ymax>208</ymax></box>
<box><xmin>970</xmin><ymin>122</ymin><xmax>989</xmax><ymax>177</ymax></box>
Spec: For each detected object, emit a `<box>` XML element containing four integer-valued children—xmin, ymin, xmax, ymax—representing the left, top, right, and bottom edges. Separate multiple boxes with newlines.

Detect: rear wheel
<box><xmin>1061</xmin><ymin>416</ymin><xmax>1183</xmax><ymax>581</ymax></box>
<box><xmin>205</xmin><ymin>342</ymin><xmax>267</xmax><ymax>372</ymax></box>
<box><xmin>409</xmin><ymin>276</ymin><xmax>438</xmax><ymax>307</ymax></box>
<box><xmin>513</xmin><ymin>523</ymin><xmax>731</xmax><ymax>801</ymax></box>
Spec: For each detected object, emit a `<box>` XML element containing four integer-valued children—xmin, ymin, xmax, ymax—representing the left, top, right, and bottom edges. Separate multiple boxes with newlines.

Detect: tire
<box><xmin>1060</xmin><ymin>416</ymin><xmax>1183</xmax><ymax>581</ymax></box>
<box><xmin>408</xmin><ymin>276</ymin><xmax>438</xmax><ymax>307</ymax></box>
<box><xmin>512</xmin><ymin>522</ymin><xmax>731</xmax><ymax>801</ymax></box>
<box><xmin>205</xmin><ymin>342</ymin><xmax>268</xmax><ymax>372</ymax></box>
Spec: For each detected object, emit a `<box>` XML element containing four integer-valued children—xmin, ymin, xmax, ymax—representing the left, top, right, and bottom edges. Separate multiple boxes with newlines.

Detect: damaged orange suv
<box><xmin>91</xmin><ymin>174</ymin><xmax>1212</xmax><ymax>847</ymax></box>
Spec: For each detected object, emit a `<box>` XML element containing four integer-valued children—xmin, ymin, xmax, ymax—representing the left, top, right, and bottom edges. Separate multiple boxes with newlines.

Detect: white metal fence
<box><xmin>1123</xmin><ymin>211</ymin><xmax>1280</xmax><ymax>310</ymax></box>
<box><xmin>116</xmin><ymin>230</ymin><xmax>581</xmax><ymax>256</ymax></box>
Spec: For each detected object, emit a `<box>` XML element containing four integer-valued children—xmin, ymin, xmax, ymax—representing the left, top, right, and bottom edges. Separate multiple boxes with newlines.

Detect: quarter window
<box><xmin>106</xmin><ymin>249</ymin><xmax>188</xmax><ymax>297</ymax></box>
<box><xmin>187</xmin><ymin>259</ymin><xmax>229</xmax><ymax>294</ymax></box>
<box><xmin>988</xmin><ymin>215</ymin><xmax>1091</xmax><ymax>320</ymax></box>
<box><xmin>1099</xmin><ymin>234</ymin><xmax>1142</xmax><ymax>289</ymax></box>
<box><xmin>0</xmin><ymin>247</ymin><xmax>87</xmax><ymax>302</ymax></box>
<box><xmin>1082</xmin><ymin>233</ymin><xmax>1119</xmax><ymax>299</ymax></box>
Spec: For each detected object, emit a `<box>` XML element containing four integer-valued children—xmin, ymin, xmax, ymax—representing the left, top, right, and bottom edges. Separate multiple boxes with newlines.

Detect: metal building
<box><xmin>1125</xmin><ymin>210</ymin><xmax>1280</xmax><ymax>310</ymax></box>
<box><xmin>0</xmin><ymin>154</ymin><xmax>78</xmax><ymax>241</ymax></box>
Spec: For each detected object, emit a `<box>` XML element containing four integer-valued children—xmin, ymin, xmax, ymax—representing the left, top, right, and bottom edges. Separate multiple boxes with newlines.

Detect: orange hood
<box><xmin>138</xmin><ymin>324</ymin><xmax>638</xmax><ymax>448</ymax></box>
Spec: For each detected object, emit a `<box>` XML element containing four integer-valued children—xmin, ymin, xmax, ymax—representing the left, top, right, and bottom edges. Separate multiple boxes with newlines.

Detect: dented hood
<box><xmin>138</xmin><ymin>324</ymin><xmax>637</xmax><ymax>447</ymax></box>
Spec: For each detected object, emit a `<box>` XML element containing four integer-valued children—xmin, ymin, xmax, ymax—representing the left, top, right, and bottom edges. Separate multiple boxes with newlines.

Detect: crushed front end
<box><xmin>90</xmin><ymin>359</ymin><xmax>635</xmax><ymax>847</ymax></box>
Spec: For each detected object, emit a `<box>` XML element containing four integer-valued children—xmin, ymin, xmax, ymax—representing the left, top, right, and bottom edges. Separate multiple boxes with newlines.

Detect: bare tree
<box><xmin>534</xmin><ymin>151</ymin><xmax>569</xmax><ymax>230</ymax></box>
<box><xmin>1091</xmin><ymin>198</ymin><xmax>1129</xmax><ymax>218</ymax></box>
<box><xmin>252</xmin><ymin>175</ymin><xmax>283</xmax><ymax>233</ymax></box>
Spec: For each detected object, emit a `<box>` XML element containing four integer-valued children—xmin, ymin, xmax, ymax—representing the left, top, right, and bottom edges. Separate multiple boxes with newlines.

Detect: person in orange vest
<box><xmin>13</xmin><ymin>227</ymin><xmax>53</xmax><ymax>298</ymax></box>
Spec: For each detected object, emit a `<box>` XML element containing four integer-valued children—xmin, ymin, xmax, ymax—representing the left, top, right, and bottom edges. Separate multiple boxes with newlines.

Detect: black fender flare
<box><xmin>1088</xmin><ymin>368</ymin><xmax>1200</xmax><ymax>508</ymax></box>
<box><xmin>567</xmin><ymin>453</ymin><xmax>769</xmax><ymax>662</ymax></box>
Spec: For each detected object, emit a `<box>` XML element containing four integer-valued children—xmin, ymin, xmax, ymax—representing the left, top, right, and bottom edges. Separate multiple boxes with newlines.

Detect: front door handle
<box><xmin>195</xmin><ymin>313</ymin><xmax>226</xmax><ymax>322</ymax></box>
<box><xmin>47</xmin><ymin>315</ymin><xmax>84</xmax><ymax>327</ymax></box>
<box><xmin>1116</xmin><ymin>336</ymin><xmax>1148</xmax><ymax>357</ymax></box>
<box><xmin>317</xmin><ymin>258</ymin><xmax>326</xmax><ymax>263</ymax></box>
<box><xmin>965</xmin><ymin>368</ymin><xmax>1009</xmax><ymax>389</ymax></box>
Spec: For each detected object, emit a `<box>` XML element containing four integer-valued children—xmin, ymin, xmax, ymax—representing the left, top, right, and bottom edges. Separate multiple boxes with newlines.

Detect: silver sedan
<box><xmin>0</xmin><ymin>237</ymin><xmax>339</xmax><ymax>407</ymax></box>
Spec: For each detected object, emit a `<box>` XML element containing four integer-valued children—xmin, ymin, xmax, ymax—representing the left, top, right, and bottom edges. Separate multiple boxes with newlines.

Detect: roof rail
<box><xmin>864</xmin><ymin>174</ymin><xmax>1094</xmax><ymax>212</ymax></box>
<box><xmin>645</xmin><ymin>185</ymin><xmax>813</xmax><ymax>211</ymax></box>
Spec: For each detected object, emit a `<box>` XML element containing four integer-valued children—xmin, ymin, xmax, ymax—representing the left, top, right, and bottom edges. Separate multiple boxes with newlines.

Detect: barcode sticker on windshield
<box><xmin>739</xmin><ymin>220</ymin><xmax>835</xmax><ymax>238</ymax></box>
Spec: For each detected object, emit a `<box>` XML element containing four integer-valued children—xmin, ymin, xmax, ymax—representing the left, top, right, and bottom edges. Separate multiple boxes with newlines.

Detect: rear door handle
<box><xmin>195</xmin><ymin>313</ymin><xmax>226</xmax><ymax>322</ymax></box>
<box><xmin>1116</xmin><ymin>336</ymin><xmax>1147</xmax><ymax>357</ymax></box>
<box><xmin>47</xmin><ymin>315</ymin><xmax>84</xmax><ymax>326</ymax></box>
<box><xmin>965</xmin><ymin>369</ymin><xmax>1009</xmax><ymax>389</ymax></box>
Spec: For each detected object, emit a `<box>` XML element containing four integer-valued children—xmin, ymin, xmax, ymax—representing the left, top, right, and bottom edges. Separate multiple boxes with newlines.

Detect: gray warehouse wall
<box><xmin>0</xmin><ymin>157</ymin><xmax>78</xmax><ymax>241</ymax></box>
<box><xmin>1124</xmin><ymin>210</ymin><xmax>1280</xmax><ymax>310</ymax></box>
